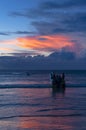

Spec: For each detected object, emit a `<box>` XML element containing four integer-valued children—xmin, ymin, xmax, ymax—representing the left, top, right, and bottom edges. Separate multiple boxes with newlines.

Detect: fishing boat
<box><xmin>50</xmin><ymin>72</ymin><xmax>66</xmax><ymax>89</ymax></box>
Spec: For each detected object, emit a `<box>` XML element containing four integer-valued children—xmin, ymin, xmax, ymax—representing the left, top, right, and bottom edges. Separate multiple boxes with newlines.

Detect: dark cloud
<box><xmin>4</xmin><ymin>0</ymin><xmax>86</xmax><ymax>69</ymax></box>
<box><xmin>0</xmin><ymin>32</ymin><xmax>9</xmax><ymax>36</ymax></box>
<box><xmin>4</xmin><ymin>51</ymin><xmax>41</xmax><ymax>57</ymax></box>
<box><xmin>0</xmin><ymin>51</ymin><xmax>86</xmax><ymax>70</ymax></box>
<box><xmin>63</xmin><ymin>12</ymin><xmax>86</xmax><ymax>32</ymax></box>
<box><xmin>14</xmin><ymin>31</ymin><xmax>36</xmax><ymax>35</ymax></box>
<box><xmin>40</xmin><ymin>1</ymin><xmax>73</xmax><ymax>10</ymax></box>
<box><xmin>32</xmin><ymin>9</ymin><xmax>86</xmax><ymax>34</ymax></box>
<box><xmin>48</xmin><ymin>51</ymin><xmax>76</xmax><ymax>60</ymax></box>
<box><xmin>0</xmin><ymin>31</ymin><xmax>36</xmax><ymax>36</ymax></box>
<box><xmin>9</xmin><ymin>12</ymin><xmax>25</xmax><ymax>17</ymax></box>
<box><xmin>10</xmin><ymin>0</ymin><xmax>86</xmax><ymax>35</ymax></box>
<box><xmin>38</xmin><ymin>38</ymin><xmax>48</xmax><ymax>41</ymax></box>
<box><xmin>32</xmin><ymin>21</ymin><xmax>56</xmax><ymax>35</ymax></box>
<box><xmin>10</xmin><ymin>9</ymin><xmax>53</xmax><ymax>21</ymax></box>
<box><xmin>31</xmin><ymin>11</ymin><xmax>86</xmax><ymax>35</ymax></box>
<box><xmin>41</xmin><ymin>0</ymin><xmax>86</xmax><ymax>10</ymax></box>
<box><xmin>66</xmin><ymin>0</ymin><xmax>86</xmax><ymax>7</ymax></box>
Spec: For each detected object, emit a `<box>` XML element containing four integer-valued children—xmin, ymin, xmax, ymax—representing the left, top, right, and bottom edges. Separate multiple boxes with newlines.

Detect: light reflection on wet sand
<box><xmin>0</xmin><ymin>117</ymin><xmax>86</xmax><ymax>130</ymax></box>
<box><xmin>0</xmin><ymin>88</ymin><xmax>86</xmax><ymax>129</ymax></box>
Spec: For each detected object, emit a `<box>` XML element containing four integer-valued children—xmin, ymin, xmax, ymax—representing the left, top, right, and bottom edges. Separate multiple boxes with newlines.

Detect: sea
<box><xmin>0</xmin><ymin>70</ymin><xmax>86</xmax><ymax>130</ymax></box>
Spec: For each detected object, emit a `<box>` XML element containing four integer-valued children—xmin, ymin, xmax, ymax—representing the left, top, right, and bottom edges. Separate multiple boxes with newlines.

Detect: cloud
<box><xmin>10</xmin><ymin>0</ymin><xmax>86</xmax><ymax>17</ymax></box>
<box><xmin>5</xmin><ymin>52</ymin><xmax>38</xmax><ymax>57</ymax></box>
<box><xmin>40</xmin><ymin>0</ymin><xmax>86</xmax><ymax>10</ymax></box>
<box><xmin>1</xmin><ymin>0</ymin><xmax>85</xmax><ymax>70</ymax></box>
<box><xmin>9</xmin><ymin>12</ymin><xmax>25</xmax><ymax>17</ymax></box>
<box><xmin>31</xmin><ymin>11</ymin><xmax>86</xmax><ymax>34</ymax></box>
<box><xmin>0</xmin><ymin>39</ymin><xmax>21</xmax><ymax>54</ymax></box>
<box><xmin>49</xmin><ymin>51</ymin><xmax>76</xmax><ymax>60</ymax></box>
<box><xmin>0</xmin><ymin>47</ymin><xmax>13</xmax><ymax>53</ymax></box>
<box><xmin>17</xmin><ymin>35</ymin><xmax>74</xmax><ymax>52</ymax></box>
<box><xmin>0</xmin><ymin>34</ymin><xmax>84</xmax><ymax>56</ymax></box>
<box><xmin>13</xmin><ymin>31</ymin><xmax>36</xmax><ymax>35</ymax></box>
<box><xmin>63</xmin><ymin>12</ymin><xmax>86</xmax><ymax>32</ymax></box>
<box><xmin>10</xmin><ymin>0</ymin><xmax>86</xmax><ymax>35</ymax></box>
<box><xmin>0</xmin><ymin>51</ymin><xmax>86</xmax><ymax>70</ymax></box>
<box><xmin>0</xmin><ymin>31</ymin><xmax>36</xmax><ymax>36</ymax></box>
<box><xmin>0</xmin><ymin>32</ymin><xmax>9</xmax><ymax>36</ymax></box>
<box><xmin>0</xmin><ymin>39</ymin><xmax>17</xmax><ymax>45</ymax></box>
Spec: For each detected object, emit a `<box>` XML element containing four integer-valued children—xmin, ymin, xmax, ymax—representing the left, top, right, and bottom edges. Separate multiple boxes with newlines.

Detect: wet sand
<box><xmin>0</xmin><ymin>87</ymin><xmax>86</xmax><ymax>130</ymax></box>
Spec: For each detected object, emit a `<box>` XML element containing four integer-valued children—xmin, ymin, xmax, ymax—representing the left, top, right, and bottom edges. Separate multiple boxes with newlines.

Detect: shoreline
<box><xmin>0</xmin><ymin>84</ymin><xmax>86</xmax><ymax>89</ymax></box>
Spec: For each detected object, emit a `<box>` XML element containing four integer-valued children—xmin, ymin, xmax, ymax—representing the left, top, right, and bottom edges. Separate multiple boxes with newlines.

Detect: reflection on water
<box><xmin>0</xmin><ymin>88</ymin><xmax>86</xmax><ymax>130</ymax></box>
<box><xmin>18</xmin><ymin>117</ymin><xmax>74</xmax><ymax>130</ymax></box>
<box><xmin>0</xmin><ymin>117</ymin><xmax>86</xmax><ymax>130</ymax></box>
<box><xmin>52</xmin><ymin>87</ymin><xmax>66</xmax><ymax>98</ymax></box>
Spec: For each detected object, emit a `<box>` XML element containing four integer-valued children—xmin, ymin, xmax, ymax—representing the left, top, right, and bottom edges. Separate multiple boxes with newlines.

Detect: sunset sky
<box><xmin>0</xmin><ymin>0</ymin><xmax>86</xmax><ymax>69</ymax></box>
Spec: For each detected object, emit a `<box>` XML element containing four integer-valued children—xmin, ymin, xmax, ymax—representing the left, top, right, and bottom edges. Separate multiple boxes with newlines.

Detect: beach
<box><xmin>0</xmin><ymin>0</ymin><xmax>86</xmax><ymax>129</ymax></box>
<box><xmin>0</xmin><ymin>70</ymin><xmax>86</xmax><ymax>129</ymax></box>
<box><xmin>0</xmin><ymin>87</ymin><xmax>86</xmax><ymax>130</ymax></box>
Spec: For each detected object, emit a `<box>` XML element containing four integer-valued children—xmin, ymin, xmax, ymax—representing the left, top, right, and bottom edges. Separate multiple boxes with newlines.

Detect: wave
<box><xmin>0</xmin><ymin>113</ymin><xmax>85</xmax><ymax>120</ymax></box>
<box><xmin>0</xmin><ymin>84</ymin><xmax>50</xmax><ymax>89</ymax></box>
<box><xmin>0</xmin><ymin>83</ymin><xmax>86</xmax><ymax>89</ymax></box>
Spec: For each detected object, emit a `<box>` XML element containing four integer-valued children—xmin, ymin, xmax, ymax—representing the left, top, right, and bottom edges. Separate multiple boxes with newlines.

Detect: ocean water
<box><xmin>0</xmin><ymin>70</ymin><xmax>86</xmax><ymax>87</ymax></box>
<box><xmin>0</xmin><ymin>70</ymin><xmax>86</xmax><ymax>129</ymax></box>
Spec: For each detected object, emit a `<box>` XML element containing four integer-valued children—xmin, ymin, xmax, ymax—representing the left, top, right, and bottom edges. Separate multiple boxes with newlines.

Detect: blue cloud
<box><xmin>0</xmin><ymin>32</ymin><xmax>9</xmax><ymax>36</ymax></box>
<box><xmin>10</xmin><ymin>0</ymin><xmax>86</xmax><ymax>35</ymax></box>
<box><xmin>0</xmin><ymin>51</ymin><xmax>86</xmax><ymax>70</ymax></box>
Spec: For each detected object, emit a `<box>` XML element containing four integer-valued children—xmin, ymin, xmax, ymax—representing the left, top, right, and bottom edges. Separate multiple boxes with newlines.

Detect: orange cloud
<box><xmin>0</xmin><ymin>47</ymin><xmax>16</xmax><ymax>55</ymax></box>
<box><xmin>0</xmin><ymin>40</ymin><xmax>19</xmax><ymax>54</ymax></box>
<box><xmin>0</xmin><ymin>47</ymin><xmax>12</xmax><ymax>51</ymax></box>
<box><xmin>0</xmin><ymin>40</ymin><xmax>18</xmax><ymax>45</ymax></box>
<box><xmin>17</xmin><ymin>35</ymin><xmax>74</xmax><ymax>52</ymax></box>
<box><xmin>0</xmin><ymin>35</ymin><xmax>77</xmax><ymax>56</ymax></box>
